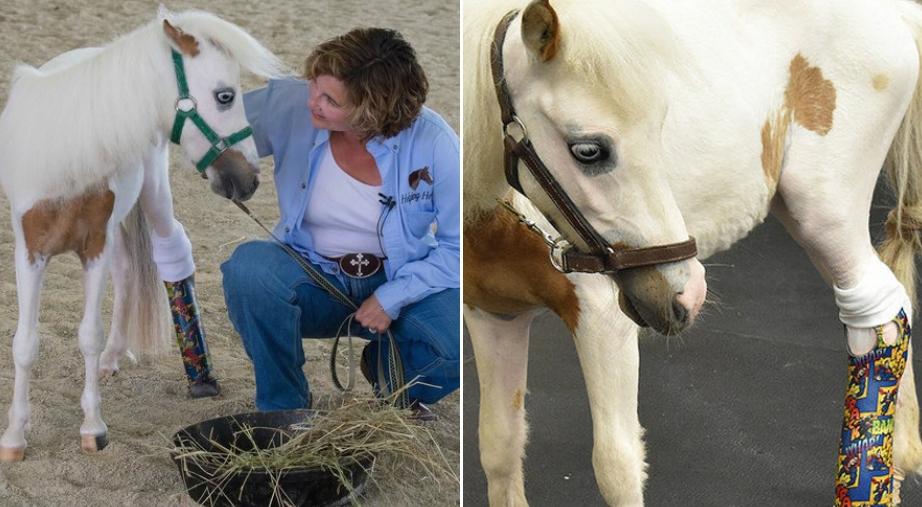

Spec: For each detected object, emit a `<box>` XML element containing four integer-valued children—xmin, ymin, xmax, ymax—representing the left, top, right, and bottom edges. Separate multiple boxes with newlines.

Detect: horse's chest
<box><xmin>20</xmin><ymin>186</ymin><xmax>115</xmax><ymax>265</ymax></box>
<box><xmin>464</xmin><ymin>207</ymin><xmax>580</xmax><ymax>331</ymax></box>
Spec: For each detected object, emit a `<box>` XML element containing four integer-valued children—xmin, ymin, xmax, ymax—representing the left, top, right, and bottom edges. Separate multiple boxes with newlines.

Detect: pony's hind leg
<box><xmin>569</xmin><ymin>274</ymin><xmax>646</xmax><ymax>506</ymax></box>
<box><xmin>465</xmin><ymin>306</ymin><xmax>533</xmax><ymax>507</ymax></box>
<box><xmin>77</xmin><ymin>248</ymin><xmax>111</xmax><ymax>453</ymax></box>
<box><xmin>99</xmin><ymin>225</ymin><xmax>131</xmax><ymax>376</ymax></box>
<box><xmin>0</xmin><ymin>228</ymin><xmax>47</xmax><ymax>462</ymax></box>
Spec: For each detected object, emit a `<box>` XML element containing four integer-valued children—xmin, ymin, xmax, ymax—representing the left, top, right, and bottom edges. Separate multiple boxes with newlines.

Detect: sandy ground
<box><xmin>0</xmin><ymin>1</ymin><xmax>459</xmax><ymax>505</ymax></box>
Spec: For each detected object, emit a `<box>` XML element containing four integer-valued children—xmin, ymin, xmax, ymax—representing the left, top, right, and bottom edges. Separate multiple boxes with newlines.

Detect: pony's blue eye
<box><xmin>215</xmin><ymin>89</ymin><xmax>235</xmax><ymax>105</ymax></box>
<box><xmin>569</xmin><ymin>142</ymin><xmax>607</xmax><ymax>164</ymax></box>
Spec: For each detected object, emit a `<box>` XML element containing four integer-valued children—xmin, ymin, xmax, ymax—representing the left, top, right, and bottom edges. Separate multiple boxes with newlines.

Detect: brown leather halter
<box><xmin>490</xmin><ymin>9</ymin><xmax>698</xmax><ymax>273</ymax></box>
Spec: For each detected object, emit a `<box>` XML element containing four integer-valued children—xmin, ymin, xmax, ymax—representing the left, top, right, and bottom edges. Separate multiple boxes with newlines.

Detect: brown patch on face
<box><xmin>163</xmin><ymin>20</ymin><xmax>200</xmax><ymax>57</ymax></box>
<box><xmin>784</xmin><ymin>53</ymin><xmax>836</xmax><ymax>135</ymax></box>
<box><xmin>522</xmin><ymin>0</ymin><xmax>561</xmax><ymax>62</ymax></box>
<box><xmin>512</xmin><ymin>389</ymin><xmax>524</xmax><ymax>410</ymax></box>
<box><xmin>873</xmin><ymin>74</ymin><xmax>890</xmax><ymax>91</ymax></box>
<box><xmin>21</xmin><ymin>186</ymin><xmax>115</xmax><ymax>265</ymax></box>
<box><xmin>464</xmin><ymin>205</ymin><xmax>581</xmax><ymax>331</ymax></box>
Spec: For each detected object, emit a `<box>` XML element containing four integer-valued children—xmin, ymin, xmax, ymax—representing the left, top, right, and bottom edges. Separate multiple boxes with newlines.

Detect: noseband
<box><xmin>491</xmin><ymin>10</ymin><xmax>697</xmax><ymax>273</ymax></box>
<box><xmin>169</xmin><ymin>49</ymin><xmax>253</xmax><ymax>174</ymax></box>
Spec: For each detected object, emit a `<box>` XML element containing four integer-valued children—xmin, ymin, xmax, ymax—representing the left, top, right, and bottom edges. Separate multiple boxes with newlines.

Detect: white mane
<box><xmin>0</xmin><ymin>10</ymin><xmax>284</xmax><ymax>209</ymax></box>
<box><xmin>462</xmin><ymin>0</ymin><xmax>685</xmax><ymax>218</ymax></box>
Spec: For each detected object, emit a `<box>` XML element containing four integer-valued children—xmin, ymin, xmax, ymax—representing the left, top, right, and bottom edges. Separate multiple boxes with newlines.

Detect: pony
<box><xmin>464</xmin><ymin>0</ymin><xmax>922</xmax><ymax>504</ymax></box>
<box><xmin>0</xmin><ymin>6</ymin><xmax>281</xmax><ymax>461</ymax></box>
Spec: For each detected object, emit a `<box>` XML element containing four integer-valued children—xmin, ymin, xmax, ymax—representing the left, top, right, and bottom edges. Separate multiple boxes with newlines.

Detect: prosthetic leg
<box><xmin>834</xmin><ymin>260</ymin><xmax>911</xmax><ymax>506</ymax></box>
<box><xmin>153</xmin><ymin>219</ymin><xmax>220</xmax><ymax>398</ymax></box>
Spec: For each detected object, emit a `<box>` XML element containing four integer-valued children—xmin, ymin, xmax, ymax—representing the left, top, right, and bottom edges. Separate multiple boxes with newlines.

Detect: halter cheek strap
<box><xmin>490</xmin><ymin>10</ymin><xmax>697</xmax><ymax>273</ymax></box>
<box><xmin>169</xmin><ymin>49</ymin><xmax>253</xmax><ymax>173</ymax></box>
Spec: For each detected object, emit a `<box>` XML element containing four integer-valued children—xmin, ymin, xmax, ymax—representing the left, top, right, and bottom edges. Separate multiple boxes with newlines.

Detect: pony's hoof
<box><xmin>188</xmin><ymin>378</ymin><xmax>221</xmax><ymax>399</ymax></box>
<box><xmin>80</xmin><ymin>433</ymin><xmax>108</xmax><ymax>453</ymax></box>
<box><xmin>98</xmin><ymin>366</ymin><xmax>118</xmax><ymax>377</ymax></box>
<box><xmin>0</xmin><ymin>446</ymin><xmax>24</xmax><ymax>462</ymax></box>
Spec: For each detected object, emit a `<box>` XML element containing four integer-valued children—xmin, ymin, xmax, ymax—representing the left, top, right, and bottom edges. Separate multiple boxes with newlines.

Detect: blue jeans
<box><xmin>221</xmin><ymin>240</ymin><xmax>459</xmax><ymax>410</ymax></box>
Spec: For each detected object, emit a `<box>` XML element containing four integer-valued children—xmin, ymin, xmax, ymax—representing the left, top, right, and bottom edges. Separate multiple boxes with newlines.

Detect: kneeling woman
<box><xmin>221</xmin><ymin>28</ymin><xmax>459</xmax><ymax>416</ymax></box>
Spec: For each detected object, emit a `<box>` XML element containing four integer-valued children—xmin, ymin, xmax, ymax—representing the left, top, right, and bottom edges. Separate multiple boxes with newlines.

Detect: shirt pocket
<box><xmin>402</xmin><ymin>209</ymin><xmax>437</xmax><ymax>239</ymax></box>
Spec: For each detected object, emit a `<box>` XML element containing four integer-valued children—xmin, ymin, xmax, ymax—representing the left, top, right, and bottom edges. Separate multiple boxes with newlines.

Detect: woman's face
<box><xmin>308</xmin><ymin>75</ymin><xmax>352</xmax><ymax>132</ymax></box>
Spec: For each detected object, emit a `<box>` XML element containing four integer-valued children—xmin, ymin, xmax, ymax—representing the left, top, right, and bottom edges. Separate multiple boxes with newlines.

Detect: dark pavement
<box><xmin>463</xmin><ymin>189</ymin><xmax>922</xmax><ymax>505</ymax></box>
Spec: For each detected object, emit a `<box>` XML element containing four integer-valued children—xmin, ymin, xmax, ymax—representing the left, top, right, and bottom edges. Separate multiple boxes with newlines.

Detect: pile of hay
<box><xmin>172</xmin><ymin>392</ymin><xmax>457</xmax><ymax>506</ymax></box>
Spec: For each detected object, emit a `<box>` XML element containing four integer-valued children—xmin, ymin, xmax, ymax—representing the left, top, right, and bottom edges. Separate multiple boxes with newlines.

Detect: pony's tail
<box><xmin>884</xmin><ymin>1</ymin><xmax>922</xmax><ymax>308</ymax></box>
<box><xmin>119</xmin><ymin>203</ymin><xmax>170</xmax><ymax>358</ymax></box>
<box><xmin>881</xmin><ymin>0</ymin><xmax>922</xmax><ymax>485</ymax></box>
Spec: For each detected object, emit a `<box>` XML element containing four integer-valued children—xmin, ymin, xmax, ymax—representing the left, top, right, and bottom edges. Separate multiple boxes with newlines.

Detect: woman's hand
<box><xmin>356</xmin><ymin>295</ymin><xmax>392</xmax><ymax>333</ymax></box>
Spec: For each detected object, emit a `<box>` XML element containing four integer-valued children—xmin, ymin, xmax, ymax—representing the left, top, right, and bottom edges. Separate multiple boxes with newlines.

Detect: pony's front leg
<box><xmin>569</xmin><ymin>274</ymin><xmax>645</xmax><ymax>506</ymax></box>
<box><xmin>465</xmin><ymin>305</ymin><xmax>534</xmax><ymax>507</ymax></box>
<box><xmin>77</xmin><ymin>248</ymin><xmax>111</xmax><ymax>453</ymax></box>
<box><xmin>0</xmin><ymin>231</ymin><xmax>47</xmax><ymax>462</ymax></box>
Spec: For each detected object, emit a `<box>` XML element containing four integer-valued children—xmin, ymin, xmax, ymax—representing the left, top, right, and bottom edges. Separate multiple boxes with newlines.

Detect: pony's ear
<box><xmin>521</xmin><ymin>0</ymin><xmax>560</xmax><ymax>62</ymax></box>
<box><xmin>163</xmin><ymin>19</ymin><xmax>200</xmax><ymax>57</ymax></box>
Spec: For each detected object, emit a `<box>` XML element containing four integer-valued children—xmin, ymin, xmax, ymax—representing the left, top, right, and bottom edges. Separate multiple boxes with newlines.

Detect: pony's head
<box><xmin>498</xmin><ymin>0</ymin><xmax>705</xmax><ymax>335</ymax></box>
<box><xmin>157</xmin><ymin>7</ymin><xmax>283</xmax><ymax>201</ymax></box>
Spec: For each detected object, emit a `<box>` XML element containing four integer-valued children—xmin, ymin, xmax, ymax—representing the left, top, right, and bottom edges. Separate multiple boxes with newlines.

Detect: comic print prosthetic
<box><xmin>835</xmin><ymin>309</ymin><xmax>910</xmax><ymax>506</ymax></box>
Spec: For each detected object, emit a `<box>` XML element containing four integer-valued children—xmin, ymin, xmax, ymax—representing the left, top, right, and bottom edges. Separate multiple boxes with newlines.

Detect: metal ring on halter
<box><xmin>503</xmin><ymin>115</ymin><xmax>528</xmax><ymax>142</ymax></box>
<box><xmin>175</xmin><ymin>96</ymin><xmax>198</xmax><ymax>113</ymax></box>
<box><xmin>214</xmin><ymin>138</ymin><xmax>228</xmax><ymax>152</ymax></box>
<box><xmin>548</xmin><ymin>239</ymin><xmax>573</xmax><ymax>273</ymax></box>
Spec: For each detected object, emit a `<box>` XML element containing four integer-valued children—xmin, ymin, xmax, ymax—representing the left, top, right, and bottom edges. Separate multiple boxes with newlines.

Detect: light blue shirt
<box><xmin>243</xmin><ymin>78</ymin><xmax>460</xmax><ymax>319</ymax></box>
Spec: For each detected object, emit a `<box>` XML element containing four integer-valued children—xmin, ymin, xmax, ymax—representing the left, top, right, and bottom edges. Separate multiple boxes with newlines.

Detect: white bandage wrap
<box><xmin>150</xmin><ymin>219</ymin><xmax>195</xmax><ymax>282</ymax></box>
<box><xmin>835</xmin><ymin>258</ymin><xmax>911</xmax><ymax>326</ymax></box>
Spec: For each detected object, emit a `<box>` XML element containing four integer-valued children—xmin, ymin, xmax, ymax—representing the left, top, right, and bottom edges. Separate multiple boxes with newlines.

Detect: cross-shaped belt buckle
<box><xmin>350</xmin><ymin>253</ymin><xmax>370</xmax><ymax>277</ymax></box>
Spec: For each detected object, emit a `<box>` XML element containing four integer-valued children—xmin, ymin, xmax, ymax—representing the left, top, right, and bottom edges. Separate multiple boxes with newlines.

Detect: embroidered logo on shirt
<box><xmin>409</xmin><ymin>167</ymin><xmax>432</xmax><ymax>189</ymax></box>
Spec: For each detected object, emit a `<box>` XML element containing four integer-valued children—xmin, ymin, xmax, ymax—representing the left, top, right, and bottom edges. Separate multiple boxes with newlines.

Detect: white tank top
<box><xmin>303</xmin><ymin>144</ymin><xmax>385</xmax><ymax>257</ymax></box>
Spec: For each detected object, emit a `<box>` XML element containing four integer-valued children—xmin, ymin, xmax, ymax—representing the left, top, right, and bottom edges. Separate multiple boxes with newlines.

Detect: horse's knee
<box><xmin>591</xmin><ymin>435</ymin><xmax>647</xmax><ymax>506</ymax></box>
<box><xmin>149</xmin><ymin>218</ymin><xmax>194</xmax><ymax>281</ymax></box>
<box><xmin>479</xmin><ymin>412</ymin><xmax>529</xmax><ymax>479</ymax></box>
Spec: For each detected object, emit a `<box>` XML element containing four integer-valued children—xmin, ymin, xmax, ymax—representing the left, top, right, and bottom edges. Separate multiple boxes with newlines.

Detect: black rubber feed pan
<box><xmin>172</xmin><ymin>409</ymin><xmax>372</xmax><ymax>507</ymax></box>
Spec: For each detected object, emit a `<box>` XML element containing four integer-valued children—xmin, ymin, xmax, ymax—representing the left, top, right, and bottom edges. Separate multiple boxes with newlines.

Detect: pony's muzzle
<box><xmin>616</xmin><ymin>259</ymin><xmax>706</xmax><ymax>335</ymax></box>
<box><xmin>210</xmin><ymin>149</ymin><xmax>260</xmax><ymax>202</ymax></box>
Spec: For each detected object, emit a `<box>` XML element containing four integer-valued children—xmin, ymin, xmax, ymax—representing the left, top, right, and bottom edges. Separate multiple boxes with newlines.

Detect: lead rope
<box><xmin>231</xmin><ymin>200</ymin><xmax>408</xmax><ymax>408</ymax></box>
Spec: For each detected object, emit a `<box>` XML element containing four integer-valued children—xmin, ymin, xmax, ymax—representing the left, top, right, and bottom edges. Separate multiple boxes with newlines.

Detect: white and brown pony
<box><xmin>464</xmin><ymin>0</ymin><xmax>922</xmax><ymax>504</ymax></box>
<box><xmin>0</xmin><ymin>7</ymin><xmax>281</xmax><ymax>461</ymax></box>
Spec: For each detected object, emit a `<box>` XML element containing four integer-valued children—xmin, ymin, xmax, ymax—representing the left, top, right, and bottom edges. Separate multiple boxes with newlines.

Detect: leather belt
<box><xmin>490</xmin><ymin>10</ymin><xmax>698</xmax><ymax>273</ymax></box>
<box><xmin>326</xmin><ymin>253</ymin><xmax>384</xmax><ymax>279</ymax></box>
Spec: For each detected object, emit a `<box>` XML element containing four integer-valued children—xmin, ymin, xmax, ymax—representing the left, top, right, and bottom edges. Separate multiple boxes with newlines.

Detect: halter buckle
<box><xmin>548</xmin><ymin>239</ymin><xmax>574</xmax><ymax>273</ymax></box>
<box><xmin>502</xmin><ymin>115</ymin><xmax>528</xmax><ymax>142</ymax></box>
<box><xmin>175</xmin><ymin>96</ymin><xmax>198</xmax><ymax>113</ymax></box>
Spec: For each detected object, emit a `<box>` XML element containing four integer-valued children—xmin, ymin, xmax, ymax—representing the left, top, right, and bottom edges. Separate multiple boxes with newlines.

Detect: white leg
<box><xmin>0</xmin><ymin>229</ymin><xmax>47</xmax><ymax>461</ymax></box>
<box><xmin>569</xmin><ymin>274</ymin><xmax>645</xmax><ymax>506</ymax></box>
<box><xmin>465</xmin><ymin>305</ymin><xmax>534</xmax><ymax>507</ymax></box>
<box><xmin>78</xmin><ymin>252</ymin><xmax>110</xmax><ymax>453</ymax></box>
<box><xmin>141</xmin><ymin>144</ymin><xmax>194</xmax><ymax>282</ymax></box>
<box><xmin>99</xmin><ymin>225</ymin><xmax>131</xmax><ymax>375</ymax></box>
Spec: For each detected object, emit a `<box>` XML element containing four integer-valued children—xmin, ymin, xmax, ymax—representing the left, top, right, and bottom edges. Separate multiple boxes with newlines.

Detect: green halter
<box><xmin>169</xmin><ymin>49</ymin><xmax>253</xmax><ymax>173</ymax></box>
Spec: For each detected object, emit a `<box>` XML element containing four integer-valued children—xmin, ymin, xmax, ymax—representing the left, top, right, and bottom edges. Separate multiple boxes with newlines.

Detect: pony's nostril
<box><xmin>672</xmin><ymin>298</ymin><xmax>688</xmax><ymax>325</ymax></box>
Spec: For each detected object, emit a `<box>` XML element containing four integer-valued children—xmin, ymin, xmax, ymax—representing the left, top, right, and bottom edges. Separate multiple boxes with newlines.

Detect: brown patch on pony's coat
<box><xmin>760</xmin><ymin>110</ymin><xmax>790</xmax><ymax>193</ymax></box>
<box><xmin>163</xmin><ymin>20</ymin><xmax>200</xmax><ymax>57</ymax></box>
<box><xmin>21</xmin><ymin>186</ymin><xmax>115</xmax><ymax>265</ymax></box>
<box><xmin>759</xmin><ymin>53</ymin><xmax>837</xmax><ymax>189</ymax></box>
<box><xmin>522</xmin><ymin>0</ymin><xmax>560</xmax><ymax>62</ymax></box>
<box><xmin>873</xmin><ymin>74</ymin><xmax>890</xmax><ymax>91</ymax></box>
<box><xmin>784</xmin><ymin>53</ymin><xmax>836</xmax><ymax>135</ymax></box>
<box><xmin>464</xmin><ymin>204</ymin><xmax>581</xmax><ymax>332</ymax></box>
<box><xmin>513</xmin><ymin>389</ymin><xmax>524</xmax><ymax>410</ymax></box>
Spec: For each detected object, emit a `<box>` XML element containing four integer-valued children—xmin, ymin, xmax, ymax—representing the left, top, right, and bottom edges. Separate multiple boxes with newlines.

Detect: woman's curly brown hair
<box><xmin>304</xmin><ymin>28</ymin><xmax>429</xmax><ymax>141</ymax></box>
